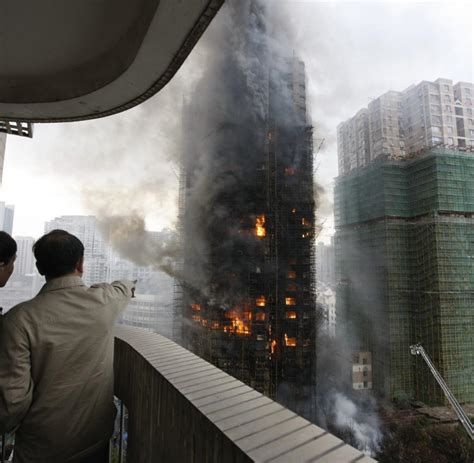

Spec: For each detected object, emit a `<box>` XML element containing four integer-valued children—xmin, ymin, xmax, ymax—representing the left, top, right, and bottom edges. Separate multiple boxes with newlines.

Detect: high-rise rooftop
<box><xmin>337</xmin><ymin>78</ymin><xmax>474</xmax><ymax>175</ymax></box>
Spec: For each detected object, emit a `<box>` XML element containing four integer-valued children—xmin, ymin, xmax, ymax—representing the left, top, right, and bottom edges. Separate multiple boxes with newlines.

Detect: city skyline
<box><xmin>0</xmin><ymin>1</ymin><xmax>471</xmax><ymax>244</ymax></box>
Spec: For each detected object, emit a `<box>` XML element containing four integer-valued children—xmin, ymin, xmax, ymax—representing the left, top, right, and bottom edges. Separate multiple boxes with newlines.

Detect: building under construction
<box><xmin>335</xmin><ymin>148</ymin><xmax>474</xmax><ymax>404</ymax></box>
<box><xmin>175</xmin><ymin>4</ymin><xmax>317</xmax><ymax>418</ymax></box>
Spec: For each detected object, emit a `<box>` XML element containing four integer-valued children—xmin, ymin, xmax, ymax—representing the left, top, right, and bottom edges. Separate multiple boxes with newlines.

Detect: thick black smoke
<box><xmin>180</xmin><ymin>0</ymin><xmax>300</xmax><ymax>301</ymax></box>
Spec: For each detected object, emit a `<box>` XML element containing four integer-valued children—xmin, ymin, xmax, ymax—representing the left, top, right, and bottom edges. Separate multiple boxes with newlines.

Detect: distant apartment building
<box><xmin>317</xmin><ymin>283</ymin><xmax>336</xmax><ymax>338</ymax></box>
<box><xmin>337</xmin><ymin>78</ymin><xmax>474</xmax><ymax>175</ymax></box>
<box><xmin>352</xmin><ymin>352</ymin><xmax>373</xmax><ymax>392</ymax></box>
<box><xmin>14</xmin><ymin>236</ymin><xmax>36</xmax><ymax>275</ymax></box>
<box><xmin>316</xmin><ymin>241</ymin><xmax>335</xmax><ymax>286</ymax></box>
<box><xmin>0</xmin><ymin>133</ymin><xmax>5</xmax><ymax>184</ymax></box>
<box><xmin>0</xmin><ymin>202</ymin><xmax>14</xmax><ymax>235</ymax></box>
<box><xmin>335</xmin><ymin>147</ymin><xmax>474</xmax><ymax>404</ymax></box>
<box><xmin>1</xmin><ymin>274</ymin><xmax>39</xmax><ymax>313</ymax></box>
<box><xmin>120</xmin><ymin>291</ymin><xmax>174</xmax><ymax>340</ymax></box>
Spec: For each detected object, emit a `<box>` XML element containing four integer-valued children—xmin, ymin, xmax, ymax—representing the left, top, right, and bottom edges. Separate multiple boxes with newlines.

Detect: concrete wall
<box><xmin>114</xmin><ymin>326</ymin><xmax>375</xmax><ymax>463</ymax></box>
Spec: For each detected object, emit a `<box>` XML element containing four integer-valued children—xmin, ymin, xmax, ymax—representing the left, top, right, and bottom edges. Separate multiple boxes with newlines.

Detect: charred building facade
<box><xmin>176</xmin><ymin>1</ymin><xmax>316</xmax><ymax>419</ymax></box>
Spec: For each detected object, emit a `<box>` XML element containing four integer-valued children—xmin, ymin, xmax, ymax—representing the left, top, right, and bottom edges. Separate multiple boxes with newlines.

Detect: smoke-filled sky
<box><xmin>1</xmin><ymin>0</ymin><xmax>472</xmax><ymax>244</ymax></box>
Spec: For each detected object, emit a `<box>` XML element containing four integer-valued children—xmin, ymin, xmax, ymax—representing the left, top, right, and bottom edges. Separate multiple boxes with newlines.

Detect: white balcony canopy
<box><xmin>0</xmin><ymin>0</ymin><xmax>223</xmax><ymax>122</ymax></box>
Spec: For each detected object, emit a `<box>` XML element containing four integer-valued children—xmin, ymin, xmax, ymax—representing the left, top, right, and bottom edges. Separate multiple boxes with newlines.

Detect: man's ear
<box><xmin>76</xmin><ymin>256</ymin><xmax>84</xmax><ymax>274</ymax></box>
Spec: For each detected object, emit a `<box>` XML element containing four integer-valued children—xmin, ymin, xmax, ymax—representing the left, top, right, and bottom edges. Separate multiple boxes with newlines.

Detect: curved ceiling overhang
<box><xmin>0</xmin><ymin>0</ymin><xmax>223</xmax><ymax>123</ymax></box>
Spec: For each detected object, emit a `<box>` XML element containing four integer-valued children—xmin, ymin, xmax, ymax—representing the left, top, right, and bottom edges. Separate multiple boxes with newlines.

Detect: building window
<box><xmin>431</xmin><ymin>105</ymin><xmax>440</xmax><ymax>113</ymax></box>
<box><xmin>447</xmin><ymin>126</ymin><xmax>454</xmax><ymax>134</ymax></box>
<box><xmin>466</xmin><ymin>98</ymin><xmax>473</xmax><ymax>105</ymax></box>
<box><xmin>443</xmin><ymin>95</ymin><xmax>451</xmax><ymax>103</ymax></box>
<box><xmin>363</xmin><ymin>381</ymin><xmax>368</xmax><ymax>388</ymax></box>
<box><xmin>431</xmin><ymin>126</ymin><xmax>442</xmax><ymax>133</ymax></box>
<box><xmin>468</xmin><ymin>108</ymin><xmax>473</xmax><ymax>116</ymax></box>
<box><xmin>448</xmin><ymin>137</ymin><xmax>454</xmax><ymax>145</ymax></box>
<box><xmin>446</xmin><ymin>116</ymin><xmax>453</xmax><ymax>122</ymax></box>
<box><xmin>443</xmin><ymin>84</ymin><xmax>450</xmax><ymax>91</ymax></box>
<box><xmin>470</xmin><ymin>129</ymin><xmax>474</xmax><ymax>136</ymax></box>
<box><xmin>466</xmin><ymin>88</ymin><xmax>471</xmax><ymax>96</ymax></box>
<box><xmin>432</xmin><ymin>116</ymin><xmax>442</xmax><ymax>124</ymax></box>
<box><xmin>444</xmin><ymin>105</ymin><xmax>452</xmax><ymax>112</ymax></box>
<box><xmin>285</xmin><ymin>297</ymin><xmax>296</xmax><ymax>306</ymax></box>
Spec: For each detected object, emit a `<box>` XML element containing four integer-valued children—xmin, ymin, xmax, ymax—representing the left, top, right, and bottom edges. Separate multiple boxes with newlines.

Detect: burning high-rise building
<box><xmin>176</xmin><ymin>1</ymin><xmax>317</xmax><ymax>419</ymax></box>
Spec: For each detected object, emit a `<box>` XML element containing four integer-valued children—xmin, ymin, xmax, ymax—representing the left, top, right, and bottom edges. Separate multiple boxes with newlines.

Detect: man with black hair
<box><xmin>0</xmin><ymin>229</ymin><xmax>135</xmax><ymax>463</ymax></box>
<box><xmin>0</xmin><ymin>231</ymin><xmax>17</xmax><ymax>288</ymax></box>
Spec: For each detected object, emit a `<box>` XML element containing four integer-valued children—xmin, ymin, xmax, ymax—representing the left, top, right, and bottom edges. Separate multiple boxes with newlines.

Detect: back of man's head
<box><xmin>0</xmin><ymin>231</ymin><xmax>17</xmax><ymax>265</ymax></box>
<box><xmin>34</xmin><ymin>230</ymin><xmax>85</xmax><ymax>279</ymax></box>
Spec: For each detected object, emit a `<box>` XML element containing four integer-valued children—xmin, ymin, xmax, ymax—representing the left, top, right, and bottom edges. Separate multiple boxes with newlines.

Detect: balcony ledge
<box><xmin>114</xmin><ymin>325</ymin><xmax>376</xmax><ymax>462</ymax></box>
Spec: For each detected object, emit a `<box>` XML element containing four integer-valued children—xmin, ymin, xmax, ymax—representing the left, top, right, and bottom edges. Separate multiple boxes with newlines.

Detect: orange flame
<box><xmin>223</xmin><ymin>309</ymin><xmax>251</xmax><ymax>336</ymax></box>
<box><xmin>255</xmin><ymin>215</ymin><xmax>266</xmax><ymax>237</ymax></box>
<box><xmin>286</xmin><ymin>311</ymin><xmax>297</xmax><ymax>319</ymax></box>
<box><xmin>256</xmin><ymin>295</ymin><xmax>266</xmax><ymax>307</ymax></box>
<box><xmin>285</xmin><ymin>297</ymin><xmax>296</xmax><ymax>306</ymax></box>
<box><xmin>233</xmin><ymin>317</ymin><xmax>250</xmax><ymax>335</ymax></box>
<box><xmin>191</xmin><ymin>303</ymin><xmax>201</xmax><ymax>311</ymax></box>
<box><xmin>284</xmin><ymin>334</ymin><xmax>296</xmax><ymax>347</ymax></box>
<box><xmin>271</xmin><ymin>339</ymin><xmax>277</xmax><ymax>354</ymax></box>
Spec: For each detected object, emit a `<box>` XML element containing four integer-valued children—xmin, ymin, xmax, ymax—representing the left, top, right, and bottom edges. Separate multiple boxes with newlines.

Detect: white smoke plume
<box><xmin>332</xmin><ymin>392</ymin><xmax>382</xmax><ymax>456</ymax></box>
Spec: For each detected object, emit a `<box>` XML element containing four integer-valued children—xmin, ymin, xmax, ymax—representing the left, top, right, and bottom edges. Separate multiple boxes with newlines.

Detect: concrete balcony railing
<box><xmin>114</xmin><ymin>326</ymin><xmax>376</xmax><ymax>462</ymax></box>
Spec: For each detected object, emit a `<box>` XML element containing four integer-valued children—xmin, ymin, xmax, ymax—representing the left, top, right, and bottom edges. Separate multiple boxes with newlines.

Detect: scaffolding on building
<box><xmin>335</xmin><ymin>148</ymin><xmax>474</xmax><ymax>404</ymax></box>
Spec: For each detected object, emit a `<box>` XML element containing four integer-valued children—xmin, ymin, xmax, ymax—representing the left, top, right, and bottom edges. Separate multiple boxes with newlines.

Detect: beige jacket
<box><xmin>0</xmin><ymin>276</ymin><xmax>134</xmax><ymax>463</ymax></box>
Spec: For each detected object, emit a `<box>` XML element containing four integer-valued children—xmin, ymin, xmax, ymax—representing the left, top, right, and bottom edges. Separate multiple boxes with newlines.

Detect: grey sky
<box><xmin>1</xmin><ymin>0</ymin><xmax>472</xmax><ymax>242</ymax></box>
